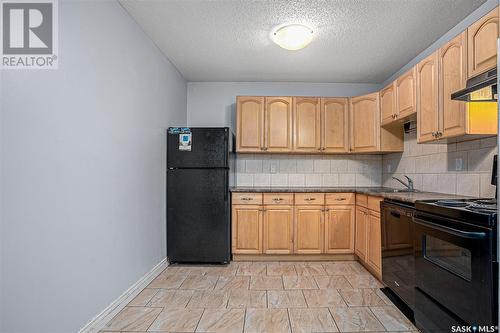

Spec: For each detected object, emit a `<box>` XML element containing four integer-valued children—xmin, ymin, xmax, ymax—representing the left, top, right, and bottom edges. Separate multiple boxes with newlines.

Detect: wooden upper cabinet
<box><xmin>395</xmin><ymin>67</ymin><xmax>417</xmax><ymax>119</ymax></box>
<box><xmin>236</xmin><ymin>96</ymin><xmax>264</xmax><ymax>152</ymax></box>
<box><xmin>350</xmin><ymin>93</ymin><xmax>380</xmax><ymax>152</ymax></box>
<box><xmin>232</xmin><ymin>205</ymin><xmax>263</xmax><ymax>254</ymax></box>
<box><xmin>439</xmin><ymin>31</ymin><xmax>467</xmax><ymax>139</ymax></box>
<box><xmin>321</xmin><ymin>98</ymin><xmax>349</xmax><ymax>153</ymax></box>
<box><xmin>467</xmin><ymin>7</ymin><xmax>499</xmax><ymax>78</ymax></box>
<box><xmin>380</xmin><ymin>83</ymin><xmax>396</xmax><ymax>125</ymax></box>
<box><xmin>263</xmin><ymin>205</ymin><xmax>293</xmax><ymax>254</ymax></box>
<box><xmin>417</xmin><ymin>52</ymin><xmax>439</xmax><ymax>143</ymax></box>
<box><xmin>293</xmin><ymin>97</ymin><xmax>320</xmax><ymax>153</ymax></box>
<box><xmin>324</xmin><ymin>206</ymin><xmax>355</xmax><ymax>254</ymax></box>
<box><xmin>264</xmin><ymin>97</ymin><xmax>293</xmax><ymax>152</ymax></box>
<box><xmin>294</xmin><ymin>206</ymin><xmax>324</xmax><ymax>254</ymax></box>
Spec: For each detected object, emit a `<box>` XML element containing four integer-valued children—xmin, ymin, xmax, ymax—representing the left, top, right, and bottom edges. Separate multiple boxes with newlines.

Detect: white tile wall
<box><xmin>382</xmin><ymin>132</ymin><xmax>497</xmax><ymax>197</ymax></box>
<box><xmin>236</xmin><ymin>154</ymin><xmax>383</xmax><ymax>188</ymax></box>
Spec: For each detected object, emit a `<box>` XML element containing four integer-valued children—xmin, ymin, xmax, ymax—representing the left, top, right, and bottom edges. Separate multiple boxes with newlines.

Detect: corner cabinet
<box><xmin>467</xmin><ymin>7</ymin><xmax>499</xmax><ymax>78</ymax></box>
<box><xmin>380</xmin><ymin>83</ymin><xmax>396</xmax><ymax>126</ymax></box>
<box><xmin>416</xmin><ymin>52</ymin><xmax>439</xmax><ymax>143</ymax></box>
<box><xmin>395</xmin><ymin>67</ymin><xmax>417</xmax><ymax>119</ymax></box>
<box><xmin>349</xmin><ymin>93</ymin><xmax>380</xmax><ymax>152</ymax></box>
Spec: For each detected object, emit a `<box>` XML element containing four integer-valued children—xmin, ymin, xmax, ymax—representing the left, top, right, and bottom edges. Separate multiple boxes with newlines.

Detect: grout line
<box><xmin>193</xmin><ymin>308</ymin><xmax>205</xmax><ymax>333</ymax></box>
<box><xmin>144</xmin><ymin>306</ymin><xmax>164</xmax><ymax>332</ymax></box>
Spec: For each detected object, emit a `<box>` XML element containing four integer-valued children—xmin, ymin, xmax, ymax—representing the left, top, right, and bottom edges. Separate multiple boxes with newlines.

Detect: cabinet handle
<box><xmin>272</xmin><ymin>198</ymin><xmax>283</xmax><ymax>202</ymax></box>
<box><xmin>241</xmin><ymin>197</ymin><xmax>253</xmax><ymax>201</ymax></box>
<box><xmin>335</xmin><ymin>198</ymin><xmax>347</xmax><ymax>201</ymax></box>
<box><xmin>304</xmin><ymin>197</ymin><xmax>316</xmax><ymax>201</ymax></box>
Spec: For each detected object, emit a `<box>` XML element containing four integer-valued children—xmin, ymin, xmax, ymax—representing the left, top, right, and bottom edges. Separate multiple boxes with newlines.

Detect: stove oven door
<box><xmin>414</xmin><ymin>212</ymin><xmax>494</xmax><ymax>327</ymax></box>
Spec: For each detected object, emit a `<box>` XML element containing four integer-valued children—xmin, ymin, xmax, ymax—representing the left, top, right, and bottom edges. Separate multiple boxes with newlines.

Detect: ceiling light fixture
<box><xmin>271</xmin><ymin>24</ymin><xmax>314</xmax><ymax>51</ymax></box>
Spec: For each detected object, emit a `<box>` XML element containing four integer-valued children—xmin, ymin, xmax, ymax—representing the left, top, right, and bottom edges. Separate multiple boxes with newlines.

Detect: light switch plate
<box><xmin>455</xmin><ymin>158</ymin><xmax>464</xmax><ymax>171</ymax></box>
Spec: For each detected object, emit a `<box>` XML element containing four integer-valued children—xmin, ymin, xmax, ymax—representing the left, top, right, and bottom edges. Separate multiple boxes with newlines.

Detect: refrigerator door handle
<box><xmin>224</xmin><ymin>171</ymin><xmax>228</xmax><ymax>201</ymax></box>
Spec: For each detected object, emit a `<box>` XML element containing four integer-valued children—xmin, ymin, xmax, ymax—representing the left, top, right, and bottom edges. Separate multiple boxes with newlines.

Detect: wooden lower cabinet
<box><xmin>366</xmin><ymin>211</ymin><xmax>382</xmax><ymax>277</ymax></box>
<box><xmin>263</xmin><ymin>205</ymin><xmax>293</xmax><ymax>254</ymax></box>
<box><xmin>354</xmin><ymin>206</ymin><xmax>368</xmax><ymax>260</ymax></box>
<box><xmin>231</xmin><ymin>205</ymin><xmax>263</xmax><ymax>254</ymax></box>
<box><xmin>294</xmin><ymin>206</ymin><xmax>324</xmax><ymax>254</ymax></box>
<box><xmin>324</xmin><ymin>206</ymin><xmax>355</xmax><ymax>254</ymax></box>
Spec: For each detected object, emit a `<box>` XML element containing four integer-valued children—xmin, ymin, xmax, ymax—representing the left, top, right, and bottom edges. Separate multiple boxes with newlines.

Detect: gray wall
<box><xmin>187</xmin><ymin>82</ymin><xmax>379</xmax><ymax>129</ymax></box>
<box><xmin>0</xmin><ymin>1</ymin><xmax>186</xmax><ymax>332</ymax></box>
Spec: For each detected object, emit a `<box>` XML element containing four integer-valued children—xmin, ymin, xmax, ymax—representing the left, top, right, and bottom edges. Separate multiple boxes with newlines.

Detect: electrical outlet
<box><xmin>455</xmin><ymin>158</ymin><xmax>464</xmax><ymax>171</ymax></box>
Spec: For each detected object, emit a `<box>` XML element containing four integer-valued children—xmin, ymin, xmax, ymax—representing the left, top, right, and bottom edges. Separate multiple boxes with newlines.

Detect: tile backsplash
<box><xmin>235</xmin><ymin>133</ymin><xmax>497</xmax><ymax>197</ymax></box>
<box><xmin>236</xmin><ymin>154</ymin><xmax>382</xmax><ymax>188</ymax></box>
<box><xmin>382</xmin><ymin>132</ymin><xmax>497</xmax><ymax>197</ymax></box>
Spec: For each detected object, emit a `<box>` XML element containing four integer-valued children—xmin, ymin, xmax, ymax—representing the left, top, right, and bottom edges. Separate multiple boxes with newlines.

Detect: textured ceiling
<box><xmin>120</xmin><ymin>0</ymin><xmax>486</xmax><ymax>83</ymax></box>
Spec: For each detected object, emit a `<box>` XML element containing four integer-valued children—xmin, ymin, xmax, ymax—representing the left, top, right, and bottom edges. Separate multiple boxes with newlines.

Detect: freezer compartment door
<box><xmin>167</xmin><ymin>127</ymin><xmax>229</xmax><ymax>168</ymax></box>
<box><xmin>167</xmin><ymin>168</ymin><xmax>230</xmax><ymax>263</ymax></box>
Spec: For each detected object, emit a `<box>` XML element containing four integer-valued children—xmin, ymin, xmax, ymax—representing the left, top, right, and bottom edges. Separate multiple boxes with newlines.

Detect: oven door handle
<box><xmin>414</xmin><ymin>218</ymin><xmax>486</xmax><ymax>239</ymax></box>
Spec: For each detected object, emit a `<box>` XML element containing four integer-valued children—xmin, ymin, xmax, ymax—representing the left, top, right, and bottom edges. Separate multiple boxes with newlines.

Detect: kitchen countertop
<box><xmin>230</xmin><ymin>187</ymin><xmax>475</xmax><ymax>203</ymax></box>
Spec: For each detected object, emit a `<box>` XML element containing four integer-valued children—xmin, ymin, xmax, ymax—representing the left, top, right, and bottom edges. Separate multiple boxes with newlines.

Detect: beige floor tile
<box><xmin>244</xmin><ymin>308</ymin><xmax>291</xmax><ymax>333</ymax></box>
<box><xmin>267</xmin><ymin>263</ymin><xmax>297</xmax><ymax>276</ymax></box>
<box><xmin>314</xmin><ymin>276</ymin><xmax>352</xmax><ymax>290</ymax></box>
<box><xmin>323</xmin><ymin>262</ymin><xmax>359</xmax><ymax>276</ymax></box>
<box><xmin>375</xmin><ymin>288</ymin><xmax>394</xmax><ymax>305</ymax></box>
<box><xmin>186</xmin><ymin>290</ymin><xmax>230</xmax><ymax>308</ymax></box>
<box><xmin>339</xmin><ymin>289</ymin><xmax>386</xmax><ymax>307</ymax></box>
<box><xmin>204</xmin><ymin>265</ymin><xmax>238</xmax><ymax>276</ymax></box>
<box><xmin>288</xmin><ymin>308</ymin><xmax>339</xmax><ymax>333</ymax></box>
<box><xmin>344</xmin><ymin>275</ymin><xmax>383</xmax><ymax>288</ymax></box>
<box><xmin>302</xmin><ymin>289</ymin><xmax>346</xmax><ymax>307</ymax></box>
<box><xmin>227</xmin><ymin>289</ymin><xmax>267</xmax><ymax>308</ymax></box>
<box><xmin>282</xmin><ymin>276</ymin><xmax>318</xmax><ymax>289</ymax></box>
<box><xmin>294</xmin><ymin>263</ymin><xmax>327</xmax><ymax>276</ymax></box>
<box><xmin>329</xmin><ymin>307</ymin><xmax>385</xmax><ymax>332</ymax></box>
<box><xmin>196</xmin><ymin>308</ymin><xmax>245</xmax><ymax>332</ymax></box>
<box><xmin>179</xmin><ymin>275</ymin><xmax>218</xmax><ymax>290</ymax></box>
<box><xmin>267</xmin><ymin>290</ymin><xmax>307</xmax><ymax>308</ymax></box>
<box><xmin>347</xmin><ymin>262</ymin><xmax>372</xmax><ymax>275</ymax></box>
<box><xmin>164</xmin><ymin>265</ymin><xmax>208</xmax><ymax>275</ymax></box>
<box><xmin>370</xmin><ymin>306</ymin><xmax>415</xmax><ymax>331</ymax></box>
<box><xmin>214</xmin><ymin>276</ymin><xmax>250</xmax><ymax>290</ymax></box>
<box><xmin>148</xmin><ymin>289</ymin><xmax>194</xmax><ymax>308</ymax></box>
<box><xmin>148</xmin><ymin>273</ymin><xmax>187</xmax><ymax>289</ymax></box>
<box><xmin>249</xmin><ymin>276</ymin><xmax>283</xmax><ymax>290</ymax></box>
<box><xmin>236</xmin><ymin>263</ymin><xmax>267</xmax><ymax>276</ymax></box>
<box><xmin>148</xmin><ymin>308</ymin><xmax>204</xmax><ymax>332</ymax></box>
<box><xmin>128</xmin><ymin>288</ymin><xmax>159</xmax><ymax>306</ymax></box>
<box><xmin>102</xmin><ymin>306</ymin><xmax>162</xmax><ymax>332</ymax></box>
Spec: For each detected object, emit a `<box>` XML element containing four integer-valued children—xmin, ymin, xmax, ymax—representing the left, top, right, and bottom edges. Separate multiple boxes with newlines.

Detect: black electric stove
<box><xmin>415</xmin><ymin>198</ymin><xmax>497</xmax><ymax>227</ymax></box>
<box><xmin>413</xmin><ymin>197</ymin><xmax>498</xmax><ymax>332</ymax></box>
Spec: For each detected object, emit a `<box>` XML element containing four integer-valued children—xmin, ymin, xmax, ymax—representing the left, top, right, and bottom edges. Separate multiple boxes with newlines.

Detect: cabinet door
<box><xmin>294</xmin><ymin>206</ymin><xmax>324</xmax><ymax>254</ymax></box>
<box><xmin>236</xmin><ymin>97</ymin><xmax>264</xmax><ymax>152</ymax></box>
<box><xmin>467</xmin><ymin>7</ymin><xmax>499</xmax><ymax>78</ymax></box>
<box><xmin>232</xmin><ymin>205</ymin><xmax>262</xmax><ymax>254</ymax></box>
<box><xmin>439</xmin><ymin>31</ymin><xmax>467</xmax><ymax>138</ymax></box>
<box><xmin>293</xmin><ymin>97</ymin><xmax>320</xmax><ymax>153</ymax></box>
<box><xmin>366</xmin><ymin>211</ymin><xmax>382</xmax><ymax>277</ymax></box>
<box><xmin>350</xmin><ymin>93</ymin><xmax>380</xmax><ymax>152</ymax></box>
<box><xmin>265</xmin><ymin>97</ymin><xmax>293</xmax><ymax>152</ymax></box>
<box><xmin>395</xmin><ymin>67</ymin><xmax>417</xmax><ymax>119</ymax></box>
<box><xmin>321</xmin><ymin>98</ymin><xmax>349</xmax><ymax>153</ymax></box>
<box><xmin>324</xmin><ymin>205</ymin><xmax>355</xmax><ymax>254</ymax></box>
<box><xmin>380</xmin><ymin>83</ymin><xmax>396</xmax><ymax>126</ymax></box>
<box><xmin>416</xmin><ymin>52</ymin><xmax>439</xmax><ymax>143</ymax></box>
<box><xmin>355</xmin><ymin>207</ymin><xmax>367</xmax><ymax>260</ymax></box>
<box><xmin>263</xmin><ymin>205</ymin><xmax>293</xmax><ymax>254</ymax></box>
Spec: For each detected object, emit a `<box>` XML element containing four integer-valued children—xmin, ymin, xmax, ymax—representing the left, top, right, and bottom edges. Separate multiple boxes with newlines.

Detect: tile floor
<box><xmin>101</xmin><ymin>261</ymin><xmax>418</xmax><ymax>333</ymax></box>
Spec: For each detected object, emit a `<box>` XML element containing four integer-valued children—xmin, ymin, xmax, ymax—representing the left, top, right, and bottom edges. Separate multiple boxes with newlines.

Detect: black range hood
<box><xmin>451</xmin><ymin>67</ymin><xmax>497</xmax><ymax>102</ymax></box>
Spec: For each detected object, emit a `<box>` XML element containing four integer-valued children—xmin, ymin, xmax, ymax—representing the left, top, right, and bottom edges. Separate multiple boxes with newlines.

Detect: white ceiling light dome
<box><xmin>271</xmin><ymin>24</ymin><xmax>314</xmax><ymax>51</ymax></box>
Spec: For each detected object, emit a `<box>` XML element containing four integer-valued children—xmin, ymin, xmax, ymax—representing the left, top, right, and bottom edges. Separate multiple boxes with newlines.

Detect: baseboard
<box><xmin>233</xmin><ymin>254</ymin><xmax>356</xmax><ymax>261</ymax></box>
<box><xmin>78</xmin><ymin>257</ymin><xmax>168</xmax><ymax>333</ymax></box>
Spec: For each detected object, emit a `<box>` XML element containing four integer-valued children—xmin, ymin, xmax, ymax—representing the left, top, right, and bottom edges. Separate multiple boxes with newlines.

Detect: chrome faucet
<box><xmin>392</xmin><ymin>175</ymin><xmax>414</xmax><ymax>191</ymax></box>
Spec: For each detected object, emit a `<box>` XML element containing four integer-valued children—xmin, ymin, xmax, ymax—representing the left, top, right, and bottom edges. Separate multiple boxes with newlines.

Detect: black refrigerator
<box><xmin>167</xmin><ymin>127</ymin><xmax>234</xmax><ymax>264</ymax></box>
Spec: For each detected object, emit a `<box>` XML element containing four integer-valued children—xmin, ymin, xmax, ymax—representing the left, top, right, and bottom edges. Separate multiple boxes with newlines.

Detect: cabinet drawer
<box><xmin>263</xmin><ymin>193</ymin><xmax>294</xmax><ymax>205</ymax></box>
<box><xmin>325</xmin><ymin>193</ymin><xmax>355</xmax><ymax>205</ymax></box>
<box><xmin>356</xmin><ymin>194</ymin><xmax>368</xmax><ymax>208</ymax></box>
<box><xmin>232</xmin><ymin>193</ymin><xmax>263</xmax><ymax>205</ymax></box>
<box><xmin>295</xmin><ymin>193</ymin><xmax>325</xmax><ymax>205</ymax></box>
<box><xmin>367</xmin><ymin>196</ymin><xmax>383</xmax><ymax>212</ymax></box>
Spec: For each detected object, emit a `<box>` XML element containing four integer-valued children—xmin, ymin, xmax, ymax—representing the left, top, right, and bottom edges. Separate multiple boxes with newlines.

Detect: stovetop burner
<box><xmin>435</xmin><ymin>200</ymin><xmax>470</xmax><ymax>207</ymax></box>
